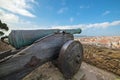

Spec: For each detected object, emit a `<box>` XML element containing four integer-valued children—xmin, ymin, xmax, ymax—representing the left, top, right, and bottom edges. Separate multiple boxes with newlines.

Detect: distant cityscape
<box><xmin>76</xmin><ymin>36</ymin><xmax>120</xmax><ymax>49</ymax></box>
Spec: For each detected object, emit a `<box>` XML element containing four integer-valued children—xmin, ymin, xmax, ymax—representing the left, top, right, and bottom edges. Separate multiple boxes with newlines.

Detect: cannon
<box><xmin>2</xmin><ymin>28</ymin><xmax>81</xmax><ymax>49</ymax></box>
<box><xmin>0</xmin><ymin>28</ymin><xmax>83</xmax><ymax>80</ymax></box>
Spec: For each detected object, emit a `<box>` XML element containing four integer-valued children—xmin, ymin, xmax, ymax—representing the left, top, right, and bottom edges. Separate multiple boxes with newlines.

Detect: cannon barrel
<box><xmin>7</xmin><ymin>28</ymin><xmax>81</xmax><ymax>49</ymax></box>
<box><xmin>0</xmin><ymin>33</ymin><xmax>74</xmax><ymax>80</ymax></box>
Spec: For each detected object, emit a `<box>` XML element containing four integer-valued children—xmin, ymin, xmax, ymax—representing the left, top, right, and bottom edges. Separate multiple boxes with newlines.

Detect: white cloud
<box><xmin>102</xmin><ymin>11</ymin><xmax>110</xmax><ymax>16</ymax></box>
<box><xmin>52</xmin><ymin>20</ymin><xmax>120</xmax><ymax>30</ymax></box>
<box><xmin>0</xmin><ymin>9</ymin><xmax>36</xmax><ymax>31</ymax></box>
<box><xmin>0</xmin><ymin>0</ymin><xmax>36</xmax><ymax>17</ymax></box>
<box><xmin>0</xmin><ymin>9</ymin><xmax>19</xmax><ymax>23</ymax></box>
<box><xmin>0</xmin><ymin>0</ymin><xmax>37</xmax><ymax>35</ymax></box>
<box><xmin>57</xmin><ymin>7</ymin><xmax>68</xmax><ymax>14</ymax></box>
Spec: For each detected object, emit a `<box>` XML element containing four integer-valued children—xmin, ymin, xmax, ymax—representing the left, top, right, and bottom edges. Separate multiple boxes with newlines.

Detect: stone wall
<box><xmin>83</xmin><ymin>44</ymin><xmax>120</xmax><ymax>76</ymax></box>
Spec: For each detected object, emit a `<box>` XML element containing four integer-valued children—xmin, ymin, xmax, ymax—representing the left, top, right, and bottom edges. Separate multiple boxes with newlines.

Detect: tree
<box><xmin>0</xmin><ymin>20</ymin><xmax>9</xmax><ymax>36</ymax></box>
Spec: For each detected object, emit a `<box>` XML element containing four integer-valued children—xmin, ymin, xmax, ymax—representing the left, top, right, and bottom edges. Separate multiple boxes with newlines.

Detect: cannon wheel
<box><xmin>58</xmin><ymin>40</ymin><xmax>83</xmax><ymax>79</ymax></box>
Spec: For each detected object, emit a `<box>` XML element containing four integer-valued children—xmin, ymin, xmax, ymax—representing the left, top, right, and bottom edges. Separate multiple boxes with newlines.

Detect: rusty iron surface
<box><xmin>58</xmin><ymin>40</ymin><xmax>83</xmax><ymax>79</ymax></box>
<box><xmin>25</xmin><ymin>56</ymin><xmax>41</xmax><ymax>67</ymax></box>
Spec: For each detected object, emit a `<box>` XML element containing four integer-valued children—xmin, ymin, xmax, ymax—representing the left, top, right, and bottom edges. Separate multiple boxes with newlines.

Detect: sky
<box><xmin>0</xmin><ymin>0</ymin><xmax>120</xmax><ymax>36</ymax></box>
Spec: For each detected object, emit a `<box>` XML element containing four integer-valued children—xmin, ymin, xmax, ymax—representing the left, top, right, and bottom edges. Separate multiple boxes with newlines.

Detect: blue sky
<box><xmin>0</xmin><ymin>0</ymin><xmax>120</xmax><ymax>36</ymax></box>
